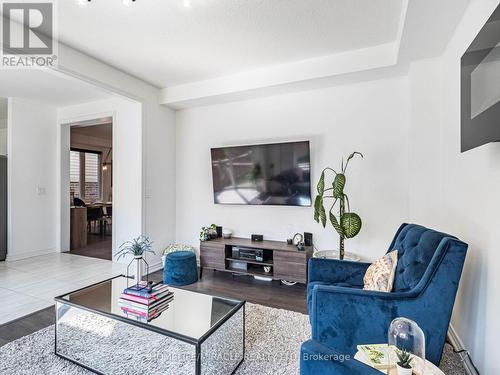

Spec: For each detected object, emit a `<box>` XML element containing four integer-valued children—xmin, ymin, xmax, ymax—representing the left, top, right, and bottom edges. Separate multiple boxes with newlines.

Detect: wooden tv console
<box><xmin>199</xmin><ymin>237</ymin><xmax>313</xmax><ymax>284</ymax></box>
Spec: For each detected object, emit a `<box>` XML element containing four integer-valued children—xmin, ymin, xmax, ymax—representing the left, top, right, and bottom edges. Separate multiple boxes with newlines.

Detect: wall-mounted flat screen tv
<box><xmin>211</xmin><ymin>141</ymin><xmax>311</xmax><ymax>206</ymax></box>
<box><xmin>461</xmin><ymin>3</ymin><xmax>500</xmax><ymax>151</ymax></box>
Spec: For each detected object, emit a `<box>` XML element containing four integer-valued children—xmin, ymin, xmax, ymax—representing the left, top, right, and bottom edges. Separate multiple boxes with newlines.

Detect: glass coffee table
<box><xmin>54</xmin><ymin>276</ymin><xmax>245</xmax><ymax>375</ymax></box>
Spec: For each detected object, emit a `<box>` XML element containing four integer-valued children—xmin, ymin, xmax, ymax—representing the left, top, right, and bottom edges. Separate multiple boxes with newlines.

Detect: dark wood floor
<box><xmin>68</xmin><ymin>234</ymin><xmax>112</xmax><ymax>260</ymax></box>
<box><xmin>150</xmin><ymin>269</ymin><xmax>307</xmax><ymax>313</ymax></box>
<box><xmin>0</xmin><ymin>268</ymin><xmax>306</xmax><ymax>347</ymax></box>
<box><xmin>0</xmin><ymin>306</ymin><xmax>54</xmax><ymax>347</ymax></box>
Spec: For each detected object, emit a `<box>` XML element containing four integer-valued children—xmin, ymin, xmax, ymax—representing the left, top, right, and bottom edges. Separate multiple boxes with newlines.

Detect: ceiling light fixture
<box><xmin>102</xmin><ymin>148</ymin><xmax>112</xmax><ymax>171</ymax></box>
<box><xmin>183</xmin><ymin>0</ymin><xmax>191</xmax><ymax>8</ymax></box>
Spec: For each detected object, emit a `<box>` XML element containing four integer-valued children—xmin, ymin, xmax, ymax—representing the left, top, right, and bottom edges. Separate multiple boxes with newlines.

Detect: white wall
<box><xmin>56</xmin><ymin>45</ymin><xmax>177</xmax><ymax>269</ymax></box>
<box><xmin>0</xmin><ymin>128</ymin><xmax>7</xmax><ymax>155</ymax></box>
<box><xmin>0</xmin><ymin>102</ymin><xmax>7</xmax><ymax>155</ymax></box>
<box><xmin>440</xmin><ymin>2</ymin><xmax>500</xmax><ymax>373</ymax></box>
<box><xmin>408</xmin><ymin>58</ymin><xmax>444</xmax><ymax>229</ymax></box>
<box><xmin>175</xmin><ymin>77</ymin><xmax>410</xmax><ymax>261</ymax></box>
<box><xmin>7</xmin><ymin>98</ymin><xmax>58</xmax><ymax>260</ymax></box>
<box><xmin>407</xmin><ymin>1</ymin><xmax>500</xmax><ymax>373</ymax></box>
<box><xmin>142</xmin><ymin>102</ymin><xmax>176</xmax><ymax>265</ymax></box>
<box><xmin>58</xmin><ymin>98</ymin><xmax>142</xmax><ymax>262</ymax></box>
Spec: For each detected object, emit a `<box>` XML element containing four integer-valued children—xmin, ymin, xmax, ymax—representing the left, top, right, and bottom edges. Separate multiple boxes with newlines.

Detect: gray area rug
<box><xmin>0</xmin><ymin>303</ymin><xmax>466</xmax><ymax>374</ymax></box>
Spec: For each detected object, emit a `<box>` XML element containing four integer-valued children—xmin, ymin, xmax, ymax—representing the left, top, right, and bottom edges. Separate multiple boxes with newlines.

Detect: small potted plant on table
<box><xmin>115</xmin><ymin>235</ymin><xmax>154</xmax><ymax>285</ymax></box>
<box><xmin>396</xmin><ymin>349</ymin><xmax>413</xmax><ymax>375</ymax></box>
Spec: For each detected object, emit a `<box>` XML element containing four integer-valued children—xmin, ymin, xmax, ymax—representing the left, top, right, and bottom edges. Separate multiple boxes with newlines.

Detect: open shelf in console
<box><xmin>225</xmin><ymin>257</ymin><xmax>273</xmax><ymax>267</ymax></box>
<box><xmin>226</xmin><ymin>264</ymin><xmax>273</xmax><ymax>277</ymax></box>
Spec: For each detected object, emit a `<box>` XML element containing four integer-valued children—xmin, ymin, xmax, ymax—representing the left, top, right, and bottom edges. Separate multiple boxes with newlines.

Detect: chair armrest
<box><xmin>309</xmin><ymin>284</ymin><xmax>419</xmax><ymax>351</ymax></box>
<box><xmin>300</xmin><ymin>339</ymin><xmax>381</xmax><ymax>375</ymax></box>
<box><xmin>308</xmin><ymin>258</ymin><xmax>371</xmax><ymax>286</ymax></box>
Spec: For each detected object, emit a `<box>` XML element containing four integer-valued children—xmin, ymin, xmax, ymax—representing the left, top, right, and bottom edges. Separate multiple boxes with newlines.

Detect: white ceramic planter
<box><xmin>313</xmin><ymin>249</ymin><xmax>361</xmax><ymax>262</ymax></box>
<box><xmin>396</xmin><ymin>364</ymin><xmax>413</xmax><ymax>375</ymax></box>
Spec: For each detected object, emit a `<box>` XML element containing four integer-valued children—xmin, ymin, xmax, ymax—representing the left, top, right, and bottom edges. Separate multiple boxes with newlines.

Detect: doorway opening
<box><xmin>68</xmin><ymin>118</ymin><xmax>113</xmax><ymax>260</ymax></box>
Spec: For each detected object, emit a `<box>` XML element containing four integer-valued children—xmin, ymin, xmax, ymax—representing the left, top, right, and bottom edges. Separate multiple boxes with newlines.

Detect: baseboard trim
<box><xmin>147</xmin><ymin>260</ymin><xmax>163</xmax><ymax>275</ymax></box>
<box><xmin>5</xmin><ymin>247</ymin><xmax>58</xmax><ymax>262</ymax></box>
<box><xmin>447</xmin><ymin>324</ymin><xmax>480</xmax><ymax>375</ymax></box>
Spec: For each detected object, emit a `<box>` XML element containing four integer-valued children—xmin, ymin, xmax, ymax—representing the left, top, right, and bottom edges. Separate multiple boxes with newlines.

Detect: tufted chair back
<box><xmin>387</xmin><ymin>224</ymin><xmax>456</xmax><ymax>292</ymax></box>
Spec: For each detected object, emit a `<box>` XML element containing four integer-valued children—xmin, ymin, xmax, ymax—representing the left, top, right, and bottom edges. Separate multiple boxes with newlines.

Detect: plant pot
<box><xmin>313</xmin><ymin>249</ymin><xmax>361</xmax><ymax>262</ymax></box>
<box><xmin>396</xmin><ymin>364</ymin><xmax>413</xmax><ymax>375</ymax></box>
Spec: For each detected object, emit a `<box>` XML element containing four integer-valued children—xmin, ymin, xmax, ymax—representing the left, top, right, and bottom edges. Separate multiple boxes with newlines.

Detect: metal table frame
<box><xmin>54</xmin><ymin>275</ymin><xmax>246</xmax><ymax>375</ymax></box>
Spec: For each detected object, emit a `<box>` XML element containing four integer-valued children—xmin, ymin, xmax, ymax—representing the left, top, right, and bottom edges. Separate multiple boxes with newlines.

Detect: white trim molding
<box><xmin>447</xmin><ymin>324</ymin><xmax>479</xmax><ymax>375</ymax></box>
<box><xmin>6</xmin><ymin>247</ymin><xmax>58</xmax><ymax>262</ymax></box>
<box><xmin>147</xmin><ymin>260</ymin><xmax>164</xmax><ymax>275</ymax></box>
<box><xmin>159</xmin><ymin>1</ymin><xmax>411</xmax><ymax>110</ymax></box>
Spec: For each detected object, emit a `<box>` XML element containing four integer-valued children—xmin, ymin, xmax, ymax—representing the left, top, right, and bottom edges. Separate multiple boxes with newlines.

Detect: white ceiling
<box><xmin>0</xmin><ymin>70</ymin><xmax>112</xmax><ymax>107</ymax></box>
<box><xmin>59</xmin><ymin>0</ymin><xmax>403</xmax><ymax>88</ymax></box>
<box><xmin>397</xmin><ymin>0</ymin><xmax>470</xmax><ymax>63</ymax></box>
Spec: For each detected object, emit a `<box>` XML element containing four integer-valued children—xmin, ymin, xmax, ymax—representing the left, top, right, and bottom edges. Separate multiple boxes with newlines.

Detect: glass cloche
<box><xmin>388</xmin><ymin>317</ymin><xmax>426</xmax><ymax>374</ymax></box>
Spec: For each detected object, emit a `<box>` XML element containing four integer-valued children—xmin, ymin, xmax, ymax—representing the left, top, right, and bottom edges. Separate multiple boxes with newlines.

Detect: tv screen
<box><xmin>211</xmin><ymin>141</ymin><xmax>311</xmax><ymax>206</ymax></box>
<box><xmin>461</xmin><ymin>3</ymin><xmax>500</xmax><ymax>151</ymax></box>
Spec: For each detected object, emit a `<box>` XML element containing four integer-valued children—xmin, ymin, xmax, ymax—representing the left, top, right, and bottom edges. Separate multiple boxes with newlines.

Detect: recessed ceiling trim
<box><xmin>160</xmin><ymin>42</ymin><xmax>398</xmax><ymax>108</ymax></box>
<box><xmin>394</xmin><ymin>0</ymin><xmax>410</xmax><ymax>61</ymax></box>
<box><xmin>161</xmin><ymin>0</ymin><xmax>409</xmax><ymax>109</ymax></box>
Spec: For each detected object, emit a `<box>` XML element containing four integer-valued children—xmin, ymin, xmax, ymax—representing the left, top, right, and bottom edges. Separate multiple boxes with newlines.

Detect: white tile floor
<box><xmin>0</xmin><ymin>253</ymin><xmax>125</xmax><ymax>324</ymax></box>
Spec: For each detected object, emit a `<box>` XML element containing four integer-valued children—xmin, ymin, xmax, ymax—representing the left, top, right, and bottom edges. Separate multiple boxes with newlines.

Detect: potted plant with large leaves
<box><xmin>314</xmin><ymin>152</ymin><xmax>363</xmax><ymax>260</ymax></box>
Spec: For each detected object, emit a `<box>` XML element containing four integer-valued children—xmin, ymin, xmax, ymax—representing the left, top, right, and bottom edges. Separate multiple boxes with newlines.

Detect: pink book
<box><xmin>120</xmin><ymin>293</ymin><xmax>150</xmax><ymax>305</ymax></box>
<box><xmin>121</xmin><ymin>306</ymin><xmax>148</xmax><ymax>317</ymax></box>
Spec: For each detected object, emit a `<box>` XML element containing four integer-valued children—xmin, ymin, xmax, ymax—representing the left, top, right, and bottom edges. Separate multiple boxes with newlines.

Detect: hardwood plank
<box><xmin>68</xmin><ymin>234</ymin><xmax>112</xmax><ymax>261</ymax></box>
<box><xmin>150</xmin><ymin>268</ymin><xmax>307</xmax><ymax>314</ymax></box>
<box><xmin>0</xmin><ymin>306</ymin><xmax>54</xmax><ymax>345</ymax></box>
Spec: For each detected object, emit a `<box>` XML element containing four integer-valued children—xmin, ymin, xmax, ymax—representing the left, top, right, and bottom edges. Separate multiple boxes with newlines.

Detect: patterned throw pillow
<box><xmin>363</xmin><ymin>250</ymin><xmax>398</xmax><ymax>292</ymax></box>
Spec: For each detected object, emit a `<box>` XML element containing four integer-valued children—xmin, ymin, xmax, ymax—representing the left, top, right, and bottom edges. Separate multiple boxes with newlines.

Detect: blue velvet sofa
<box><xmin>301</xmin><ymin>223</ymin><xmax>468</xmax><ymax>374</ymax></box>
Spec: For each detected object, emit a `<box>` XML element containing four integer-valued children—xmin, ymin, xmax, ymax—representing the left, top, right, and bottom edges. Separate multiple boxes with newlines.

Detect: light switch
<box><xmin>36</xmin><ymin>186</ymin><xmax>46</xmax><ymax>196</ymax></box>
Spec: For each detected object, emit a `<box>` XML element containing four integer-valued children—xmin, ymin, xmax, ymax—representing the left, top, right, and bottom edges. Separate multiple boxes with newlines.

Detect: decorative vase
<box><xmin>396</xmin><ymin>364</ymin><xmax>413</xmax><ymax>375</ymax></box>
<box><xmin>134</xmin><ymin>255</ymin><xmax>143</xmax><ymax>285</ymax></box>
<box><xmin>222</xmin><ymin>229</ymin><xmax>232</xmax><ymax>239</ymax></box>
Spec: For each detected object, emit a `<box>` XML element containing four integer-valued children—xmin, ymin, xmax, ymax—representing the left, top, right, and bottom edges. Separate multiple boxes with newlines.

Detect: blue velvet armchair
<box><xmin>301</xmin><ymin>223</ymin><xmax>468</xmax><ymax>374</ymax></box>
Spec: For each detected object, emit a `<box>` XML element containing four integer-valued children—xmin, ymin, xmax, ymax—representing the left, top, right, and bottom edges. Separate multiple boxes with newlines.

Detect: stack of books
<box><xmin>119</xmin><ymin>281</ymin><xmax>173</xmax><ymax>322</ymax></box>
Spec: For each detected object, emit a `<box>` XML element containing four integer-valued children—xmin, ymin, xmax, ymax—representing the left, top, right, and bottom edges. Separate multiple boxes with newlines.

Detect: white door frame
<box><xmin>57</xmin><ymin>111</ymin><xmax>116</xmax><ymax>255</ymax></box>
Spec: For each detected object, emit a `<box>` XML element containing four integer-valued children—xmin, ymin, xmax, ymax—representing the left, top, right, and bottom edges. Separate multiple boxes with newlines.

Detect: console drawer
<box><xmin>200</xmin><ymin>244</ymin><xmax>225</xmax><ymax>270</ymax></box>
<box><xmin>273</xmin><ymin>251</ymin><xmax>308</xmax><ymax>283</ymax></box>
